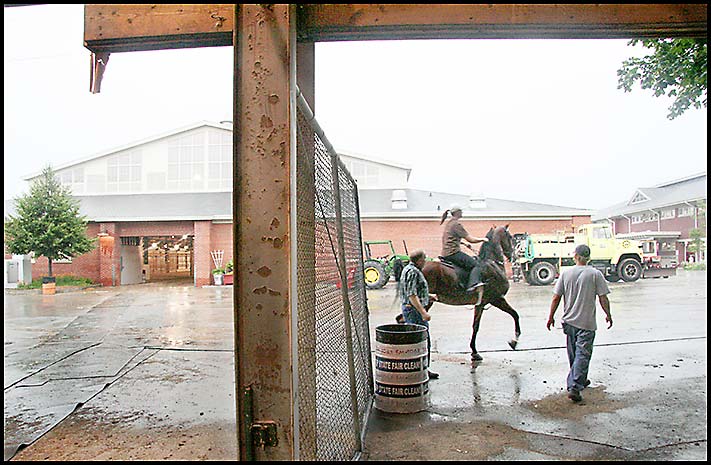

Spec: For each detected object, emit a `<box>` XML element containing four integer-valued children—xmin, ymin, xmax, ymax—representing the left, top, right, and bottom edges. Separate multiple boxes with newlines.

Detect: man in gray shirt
<box><xmin>547</xmin><ymin>244</ymin><xmax>613</xmax><ymax>402</ymax></box>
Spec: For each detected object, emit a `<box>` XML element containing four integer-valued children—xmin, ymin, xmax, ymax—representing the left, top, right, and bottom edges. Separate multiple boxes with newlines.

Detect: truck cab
<box><xmin>515</xmin><ymin>223</ymin><xmax>644</xmax><ymax>285</ymax></box>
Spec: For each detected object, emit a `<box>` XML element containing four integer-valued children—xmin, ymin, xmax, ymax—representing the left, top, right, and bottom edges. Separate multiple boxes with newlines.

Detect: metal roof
<box><xmin>593</xmin><ymin>173</ymin><xmax>707</xmax><ymax>221</ymax></box>
<box><xmin>357</xmin><ymin>188</ymin><xmax>592</xmax><ymax>219</ymax></box>
<box><xmin>5</xmin><ymin>188</ymin><xmax>592</xmax><ymax>223</ymax></box>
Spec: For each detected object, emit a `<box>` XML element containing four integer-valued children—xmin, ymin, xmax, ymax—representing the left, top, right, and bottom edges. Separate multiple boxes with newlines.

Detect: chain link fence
<box><xmin>295</xmin><ymin>91</ymin><xmax>373</xmax><ymax>461</ymax></box>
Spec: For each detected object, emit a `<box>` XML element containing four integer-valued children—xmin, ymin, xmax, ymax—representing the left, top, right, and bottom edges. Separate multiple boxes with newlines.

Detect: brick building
<box><xmin>5</xmin><ymin>122</ymin><xmax>593</xmax><ymax>287</ymax></box>
<box><xmin>592</xmin><ymin>172</ymin><xmax>707</xmax><ymax>264</ymax></box>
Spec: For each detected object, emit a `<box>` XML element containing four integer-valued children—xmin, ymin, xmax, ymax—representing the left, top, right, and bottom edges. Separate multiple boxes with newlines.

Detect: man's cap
<box><xmin>574</xmin><ymin>244</ymin><xmax>591</xmax><ymax>258</ymax></box>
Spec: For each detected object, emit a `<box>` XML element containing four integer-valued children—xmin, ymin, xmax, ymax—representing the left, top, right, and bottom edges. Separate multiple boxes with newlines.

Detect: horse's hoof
<box><xmin>508</xmin><ymin>339</ymin><xmax>518</xmax><ymax>350</ymax></box>
<box><xmin>471</xmin><ymin>353</ymin><xmax>483</xmax><ymax>362</ymax></box>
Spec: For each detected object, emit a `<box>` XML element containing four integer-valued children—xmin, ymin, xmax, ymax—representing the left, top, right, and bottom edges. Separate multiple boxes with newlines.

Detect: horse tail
<box><xmin>439</xmin><ymin>209</ymin><xmax>450</xmax><ymax>225</ymax></box>
<box><xmin>393</xmin><ymin>273</ymin><xmax>404</xmax><ymax>309</ymax></box>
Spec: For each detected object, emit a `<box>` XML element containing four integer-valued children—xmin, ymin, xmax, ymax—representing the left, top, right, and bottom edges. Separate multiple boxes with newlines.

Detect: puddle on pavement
<box><xmin>365</xmin><ymin>418</ymin><xmax>529</xmax><ymax>461</ymax></box>
<box><xmin>523</xmin><ymin>385</ymin><xmax>627</xmax><ymax>420</ymax></box>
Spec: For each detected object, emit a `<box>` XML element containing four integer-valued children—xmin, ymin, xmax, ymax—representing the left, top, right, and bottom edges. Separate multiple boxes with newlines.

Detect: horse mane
<box><xmin>479</xmin><ymin>226</ymin><xmax>505</xmax><ymax>263</ymax></box>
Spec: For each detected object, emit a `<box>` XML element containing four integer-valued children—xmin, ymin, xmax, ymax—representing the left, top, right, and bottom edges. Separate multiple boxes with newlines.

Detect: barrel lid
<box><xmin>376</xmin><ymin>324</ymin><xmax>428</xmax><ymax>344</ymax></box>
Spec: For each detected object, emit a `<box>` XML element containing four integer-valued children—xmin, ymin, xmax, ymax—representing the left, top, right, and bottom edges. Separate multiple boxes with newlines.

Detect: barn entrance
<box><xmin>141</xmin><ymin>235</ymin><xmax>194</xmax><ymax>283</ymax></box>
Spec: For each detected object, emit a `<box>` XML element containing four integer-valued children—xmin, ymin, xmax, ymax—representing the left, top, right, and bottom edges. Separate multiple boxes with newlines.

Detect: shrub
<box><xmin>18</xmin><ymin>275</ymin><xmax>98</xmax><ymax>289</ymax></box>
<box><xmin>683</xmin><ymin>263</ymin><xmax>706</xmax><ymax>271</ymax></box>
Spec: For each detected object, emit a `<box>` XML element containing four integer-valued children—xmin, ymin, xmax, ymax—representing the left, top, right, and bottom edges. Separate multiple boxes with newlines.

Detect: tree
<box><xmin>617</xmin><ymin>38</ymin><xmax>707</xmax><ymax>120</ymax></box>
<box><xmin>687</xmin><ymin>199</ymin><xmax>706</xmax><ymax>263</ymax></box>
<box><xmin>5</xmin><ymin>166</ymin><xmax>96</xmax><ymax>277</ymax></box>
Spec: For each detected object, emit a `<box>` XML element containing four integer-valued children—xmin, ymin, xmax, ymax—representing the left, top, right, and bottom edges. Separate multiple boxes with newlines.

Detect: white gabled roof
<box><xmin>593</xmin><ymin>172</ymin><xmax>707</xmax><ymax>221</ymax></box>
<box><xmin>336</xmin><ymin>148</ymin><xmax>413</xmax><ymax>171</ymax></box>
<box><xmin>23</xmin><ymin>121</ymin><xmax>232</xmax><ymax>181</ymax></box>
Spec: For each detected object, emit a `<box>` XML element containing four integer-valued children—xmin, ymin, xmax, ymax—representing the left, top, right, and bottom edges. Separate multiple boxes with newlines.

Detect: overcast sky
<box><xmin>4</xmin><ymin>4</ymin><xmax>707</xmax><ymax>212</ymax></box>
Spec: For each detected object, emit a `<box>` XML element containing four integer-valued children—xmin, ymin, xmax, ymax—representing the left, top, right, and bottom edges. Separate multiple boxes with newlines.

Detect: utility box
<box><xmin>4</xmin><ymin>255</ymin><xmax>32</xmax><ymax>289</ymax></box>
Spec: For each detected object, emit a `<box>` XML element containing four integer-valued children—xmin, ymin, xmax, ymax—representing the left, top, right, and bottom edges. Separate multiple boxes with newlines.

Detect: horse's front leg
<box><xmin>490</xmin><ymin>297</ymin><xmax>521</xmax><ymax>350</ymax></box>
<box><xmin>470</xmin><ymin>304</ymin><xmax>485</xmax><ymax>361</ymax></box>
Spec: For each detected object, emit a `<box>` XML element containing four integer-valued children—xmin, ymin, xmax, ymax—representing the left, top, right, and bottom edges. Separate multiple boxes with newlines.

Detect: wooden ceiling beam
<box><xmin>297</xmin><ymin>4</ymin><xmax>708</xmax><ymax>41</ymax></box>
<box><xmin>84</xmin><ymin>4</ymin><xmax>708</xmax><ymax>54</ymax></box>
<box><xmin>83</xmin><ymin>4</ymin><xmax>234</xmax><ymax>53</ymax></box>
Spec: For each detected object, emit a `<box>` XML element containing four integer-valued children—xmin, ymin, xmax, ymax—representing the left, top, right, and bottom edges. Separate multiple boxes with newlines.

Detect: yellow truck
<box><xmin>514</xmin><ymin>223</ymin><xmax>644</xmax><ymax>286</ymax></box>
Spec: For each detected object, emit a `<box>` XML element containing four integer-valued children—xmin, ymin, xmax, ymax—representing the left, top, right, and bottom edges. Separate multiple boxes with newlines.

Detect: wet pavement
<box><xmin>4</xmin><ymin>282</ymin><xmax>236</xmax><ymax>461</ymax></box>
<box><xmin>364</xmin><ymin>269</ymin><xmax>707</xmax><ymax>460</ymax></box>
<box><xmin>3</xmin><ymin>271</ymin><xmax>707</xmax><ymax>460</ymax></box>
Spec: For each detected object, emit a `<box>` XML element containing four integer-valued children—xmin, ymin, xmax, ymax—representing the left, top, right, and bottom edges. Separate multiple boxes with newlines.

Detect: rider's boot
<box><xmin>465</xmin><ymin>267</ymin><xmax>484</xmax><ymax>293</ymax></box>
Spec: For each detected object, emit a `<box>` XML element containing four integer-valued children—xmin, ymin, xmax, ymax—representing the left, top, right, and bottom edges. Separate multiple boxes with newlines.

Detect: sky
<box><xmin>4</xmin><ymin>4</ymin><xmax>707</xmax><ymax>212</ymax></box>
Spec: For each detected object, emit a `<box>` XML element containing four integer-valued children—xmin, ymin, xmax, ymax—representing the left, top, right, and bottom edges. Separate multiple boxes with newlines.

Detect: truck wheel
<box><xmin>618</xmin><ymin>258</ymin><xmax>642</xmax><ymax>282</ymax></box>
<box><xmin>364</xmin><ymin>260</ymin><xmax>389</xmax><ymax>289</ymax></box>
<box><xmin>605</xmin><ymin>273</ymin><xmax>620</xmax><ymax>283</ymax></box>
<box><xmin>529</xmin><ymin>261</ymin><xmax>557</xmax><ymax>286</ymax></box>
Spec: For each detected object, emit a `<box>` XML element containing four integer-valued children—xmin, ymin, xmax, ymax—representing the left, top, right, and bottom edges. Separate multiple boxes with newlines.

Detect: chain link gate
<box><xmin>295</xmin><ymin>90</ymin><xmax>374</xmax><ymax>461</ymax></box>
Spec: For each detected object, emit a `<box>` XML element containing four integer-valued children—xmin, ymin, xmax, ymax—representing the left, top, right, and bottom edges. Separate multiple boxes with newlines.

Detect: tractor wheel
<box><xmin>364</xmin><ymin>260</ymin><xmax>389</xmax><ymax>289</ymax></box>
<box><xmin>529</xmin><ymin>261</ymin><xmax>557</xmax><ymax>286</ymax></box>
<box><xmin>618</xmin><ymin>258</ymin><xmax>642</xmax><ymax>282</ymax></box>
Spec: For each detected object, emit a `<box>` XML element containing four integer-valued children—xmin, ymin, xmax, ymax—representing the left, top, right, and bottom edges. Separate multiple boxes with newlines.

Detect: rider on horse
<box><xmin>439</xmin><ymin>205</ymin><xmax>489</xmax><ymax>305</ymax></box>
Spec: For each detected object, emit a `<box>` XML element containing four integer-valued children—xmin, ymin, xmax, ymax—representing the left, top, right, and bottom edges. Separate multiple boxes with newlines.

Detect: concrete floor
<box><xmin>3</xmin><ymin>270</ymin><xmax>707</xmax><ymax>460</ymax></box>
<box><xmin>4</xmin><ymin>282</ymin><xmax>237</xmax><ymax>461</ymax></box>
<box><xmin>363</xmin><ymin>269</ymin><xmax>707</xmax><ymax>460</ymax></box>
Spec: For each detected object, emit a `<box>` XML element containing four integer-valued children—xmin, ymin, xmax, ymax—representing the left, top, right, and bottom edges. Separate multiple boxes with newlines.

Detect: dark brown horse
<box><xmin>422</xmin><ymin>225</ymin><xmax>521</xmax><ymax>361</ymax></box>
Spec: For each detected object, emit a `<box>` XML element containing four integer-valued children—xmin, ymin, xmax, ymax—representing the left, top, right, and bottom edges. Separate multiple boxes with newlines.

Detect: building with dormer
<box><xmin>593</xmin><ymin>173</ymin><xmax>707</xmax><ymax>263</ymax></box>
<box><xmin>6</xmin><ymin>122</ymin><xmax>594</xmax><ymax>287</ymax></box>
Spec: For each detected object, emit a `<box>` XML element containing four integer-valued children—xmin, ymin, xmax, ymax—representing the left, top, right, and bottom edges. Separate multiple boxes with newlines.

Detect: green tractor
<box><xmin>363</xmin><ymin>240</ymin><xmax>410</xmax><ymax>290</ymax></box>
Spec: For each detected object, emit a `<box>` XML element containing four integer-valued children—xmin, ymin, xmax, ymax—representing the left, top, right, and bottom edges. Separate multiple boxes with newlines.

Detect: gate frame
<box><xmin>79</xmin><ymin>4</ymin><xmax>707</xmax><ymax>460</ymax></box>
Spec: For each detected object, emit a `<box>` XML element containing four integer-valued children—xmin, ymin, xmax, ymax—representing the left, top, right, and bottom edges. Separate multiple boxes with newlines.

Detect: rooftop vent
<box><xmin>469</xmin><ymin>194</ymin><xmax>486</xmax><ymax>209</ymax></box>
<box><xmin>391</xmin><ymin>189</ymin><xmax>407</xmax><ymax>210</ymax></box>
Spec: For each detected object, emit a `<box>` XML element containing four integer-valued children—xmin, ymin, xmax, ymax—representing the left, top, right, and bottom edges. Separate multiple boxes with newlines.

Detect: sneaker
<box><xmin>427</xmin><ymin>370</ymin><xmax>440</xmax><ymax>380</ymax></box>
<box><xmin>584</xmin><ymin>379</ymin><xmax>591</xmax><ymax>388</ymax></box>
<box><xmin>567</xmin><ymin>389</ymin><xmax>582</xmax><ymax>402</ymax></box>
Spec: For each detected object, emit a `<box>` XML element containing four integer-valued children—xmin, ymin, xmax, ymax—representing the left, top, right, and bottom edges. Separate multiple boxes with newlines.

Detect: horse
<box><xmin>420</xmin><ymin>225</ymin><xmax>521</xmax><ymax>361</ymax></box>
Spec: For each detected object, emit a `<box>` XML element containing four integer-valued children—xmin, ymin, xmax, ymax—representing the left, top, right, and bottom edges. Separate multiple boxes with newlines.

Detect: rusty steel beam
<box><xmin>233</xmin><ymin>4</ymin><xmax>298</xmax><ymax>461</ymax></box>
<box><xmin>84</xmin><ymin>4</ymin><xmax>233</xmax><ymax>53</ymax></box>
<box><xmin>84</xmin><ymin>4</ymin><xmax>707</xmax><ymax>54</ymax></box>
<box><xmin>298</xmin><ymin>4</ymin><xmax>708</xmax><ymax>40</ymax></box>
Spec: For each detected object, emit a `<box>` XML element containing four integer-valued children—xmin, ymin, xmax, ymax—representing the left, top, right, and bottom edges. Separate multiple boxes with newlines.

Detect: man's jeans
<box><xmin>402</xmin><ymin>304</ymin><xmax>431</xmax><ymax>369</ymax></box>
<box><xmin>563</xmin><ymin>323</ymin><xmax>596</xmax><ymax>392</ymax></box>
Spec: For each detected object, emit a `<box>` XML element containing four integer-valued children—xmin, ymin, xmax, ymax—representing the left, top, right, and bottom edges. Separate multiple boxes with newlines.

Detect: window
<box><xmin>660</xmin><ymin>208</ymin><xmax>676</xmax><ymax>220</ymax></box>
<box><xmin>678</xmin><ymin>205</ymin><xmax>695</xmax><ymax>217</ymax></box>
<box><xmin>631</xmin><ymin>212</ymin><xmax>657</xmax><ymax>224</ymax></box>
<box><xmin>592</xmin><ymin>227</ymin><xmax>612</xmax><ymax>239</ymax></box>
<box><xmin>365</xmin><ymin>165</ymin><xmax>379</xmax><ymax>186</ymax></box>
<box><xmin>168</xmin><ymin>133</ymin><xmax>205</xmax><ymax>190</ymax></box>
<box><xmin>207</xmin><ymin>131</ymin><xmax>232</xmax><ymax>190</ymax></box>
<box><xmin>630</xmin><ymin>191</ymin><xmax>649</xmax><ymax>204</ymax></box>
<box><xmin>58</xmin><ymin>167</ymin><xmax>85</xmax><ymax>194</ymax></box>
<box><xmin>107</xmin><ymin>150</ymin><xmax>142</xmax><ymax>193</ymax></box>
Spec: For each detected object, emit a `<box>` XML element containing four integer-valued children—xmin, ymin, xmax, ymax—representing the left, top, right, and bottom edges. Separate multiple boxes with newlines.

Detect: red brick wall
<box><xmin>210</xmin><ymin>223</ymin><xmax>234</xmax><ymax>263</ymax></box>
<box><xmin>119</xmin><ymin>221</ymin><xmax>194</xmax><ymax>237</ymax></box>
<box><xmin>29</xmin><ymin>223</ymin><xmax>102</xmax><ymax>282</ymax></box>
<box><xmin>361</xmin><ymin>215</ymin><xmax>591</xmax><ymax>277</ymax></box>
<box><xmin>611</xmin><ymin>206</ymin><xmax>700</xmax><ymax>263</ymax></box>
<box><xmin>613</xmin><ymin>215</ymin><xmax>697</xmax><ymax>240</ymax></box>
<box><xmin>193</xmin><ymin>221</ymin><xmax>213</xmax><ymax>287</ymax></box>
<box><xmin>361</xmin><ymin>216</ymin><xmax>590</xmax><ymax>258</ymax></box>
<box><xmin>20</xmin><ymin>214</ymin><xmax>590</xmax><ymax>285</ymax></box>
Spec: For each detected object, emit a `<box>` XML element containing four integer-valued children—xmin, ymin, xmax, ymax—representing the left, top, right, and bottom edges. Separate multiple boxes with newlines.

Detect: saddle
<box><xmin>438</xmin><ymin>257</ymin><xmax>475</xmax><ymax>290</ymax></box>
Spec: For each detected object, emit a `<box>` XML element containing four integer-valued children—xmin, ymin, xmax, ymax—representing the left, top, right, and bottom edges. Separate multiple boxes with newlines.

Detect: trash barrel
<box><xmin>42</xmin><ymin>276</ymin><xmax>56</xmax><ymax>295</ymax></box>
<box><xmin>374</xmin><ymin>323</ymin><xmax>430</xmax><ymax>413</ymax></box>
